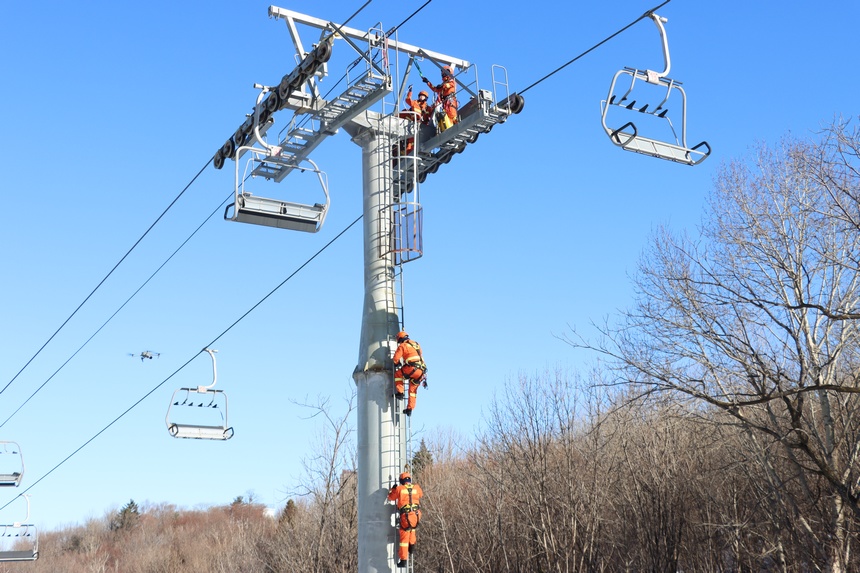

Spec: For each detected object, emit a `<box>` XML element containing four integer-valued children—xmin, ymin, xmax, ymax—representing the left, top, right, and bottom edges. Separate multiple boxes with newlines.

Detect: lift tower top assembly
<box><xmin>213</xmin><ymin>6</ymin><xmax>523</xmax><ymax>572</ymax></box>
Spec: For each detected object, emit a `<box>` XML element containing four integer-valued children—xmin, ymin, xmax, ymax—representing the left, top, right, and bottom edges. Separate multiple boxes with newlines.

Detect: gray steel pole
<box><xmin>352</xmin><ymin>125</ymin><xmax>404</xmax><ymax>573</ymax></box>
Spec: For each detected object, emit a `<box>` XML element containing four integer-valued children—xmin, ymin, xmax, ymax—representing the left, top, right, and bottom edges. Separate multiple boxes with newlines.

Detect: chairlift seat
<box><xmin>0</xmin><ymin>442</ymin><xmax>24</xmax><ymax>488</ymax></box>
<box><xmin>168</xmin><ymin>423</ymin><xmax>234</xmax><ymax>441</ymax></box>
<box><xmin>0</xmin><ymin>549</ymin><xmax>38</xmax><ymax>562</ymax></box>
<box><xmin>608</xmin><ymin>122</ymin><xmax>710</xmax><ymax>165</ymax></box>
<box><xmin>0</xmin><ymin>522</ymin><xmax>37</xmax><ymax>562</ymax></box>
<box><xmin>0</xmin><ymin>473</ymin><xmax>22</xmax><ymax>488</ymax></box>
<box><xmin>226</xmin><ymin>193</ymin><xmax>327</xmax><ymax>233</ymax></box>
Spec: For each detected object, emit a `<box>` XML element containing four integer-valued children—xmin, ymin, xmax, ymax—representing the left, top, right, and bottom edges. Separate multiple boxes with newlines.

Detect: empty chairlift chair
<box><xmin>0</xmin><ymin>495</ymin><xmax>38</xmax><ymax>562</ymax></box>
<box><xmin>0</xmin><ymin>442</ymin><xmax>24</xmax><ymax>487</ymax></box>
<box><xmin>166</xmin><ymin>349</ymin><xmax>234</xmax><ymax>440</ymax></box>
<box><xmin>600</xmin><ymin>13</ymin><xmax>710</xmax><ymax>165</ymax></box>
<box><xmin>224</xmin><ymin>84</ymin><xmax>330</xmax><ymax>233</ymax></box>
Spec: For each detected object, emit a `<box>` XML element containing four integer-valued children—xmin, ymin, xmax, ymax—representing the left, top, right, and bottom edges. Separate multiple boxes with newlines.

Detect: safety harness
<box><xmin>401</xmin><ymin>340</ymin><xmax>427</xmax><ymax>381</ymax></box>
<box><xmin>399</xmin><ymin>484</ymin><xmax>421</xmax><ymax>531</ymax></box>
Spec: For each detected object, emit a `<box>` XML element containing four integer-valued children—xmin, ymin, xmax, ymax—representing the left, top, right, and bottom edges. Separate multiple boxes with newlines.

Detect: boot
<box><xmin>397</xmin><ymin>559</ymin><xmax>408</xmax><ymax>568</ymax></box>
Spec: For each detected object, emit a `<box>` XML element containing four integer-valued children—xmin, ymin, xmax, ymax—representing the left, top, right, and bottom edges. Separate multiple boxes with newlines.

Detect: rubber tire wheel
<box><xmin>315</xmin><ymin>41</ymin><xmax>332</xmax><ymax>64</ymax></box>
<box><xmin>266</xmin><ymin>91</ymin><xmax>281</xmax><ymax>113</ymax></box>
<box><xmin>512</xmin><ymin>93</ymin><xmax>525</xmax><ymax>114</ymax></box>
<box><xmin>220</xmin><ymin>139</ymin><xmax>236</xmax><ymax>159</ymax></box>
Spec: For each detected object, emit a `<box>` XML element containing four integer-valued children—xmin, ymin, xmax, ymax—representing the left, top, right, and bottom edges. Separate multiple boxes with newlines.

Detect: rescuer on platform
<box><xmin>393</xmin><ymin>331</ymin><xmax>427</xmax><ymax>416</ymax></box>
<box><xmin>388</xmin><ymin>471</ymin><xmax>424</xmax><ymax>568</ymax></box>
<box><xmin>395</xmin><ymin>86</ymin><xmax>432</xmax><ymax>159</ymax></box>
<box><xmin>399</xmin><ymin>85</ymin><xmax>431</xmax><ymax>125</ymax></box>
<box><xmin>421</xmin><ymin>65</ymin><xmax>459</xmax><ymax>133</ymax></box>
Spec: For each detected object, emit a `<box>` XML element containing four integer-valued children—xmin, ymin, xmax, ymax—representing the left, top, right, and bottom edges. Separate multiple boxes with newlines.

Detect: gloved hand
<box><xmin>420</xmin><ymin>77</ymin><xmax>428</xmax><ymax>84</ymax></box>
<box><xmin>422</xmin><ymin>380</ymin><xmax>428</xmax><ymax>389</ymax></box>
<box><xmin>408</xmin><ymin>84</ymin><xmax>413</xmax><ymax>92</ymax></box>
<box><xmin>391</xmin><ymin>483</ymin><xmax>397</xmax><ymax>490</ymax></box>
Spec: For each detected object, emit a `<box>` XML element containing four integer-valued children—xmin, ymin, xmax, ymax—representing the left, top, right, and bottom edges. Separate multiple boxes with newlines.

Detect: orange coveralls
<box><xmin>388</xmin><ymin>482</ymin><xmax>424</xmax><ymax>561</ymax></box>
<box><xmin>396</xmin><ymin>90</ymin><xmax>430</xmax><ymax>157</ymax></box>
<box><xmin>394</xmin><ymin>339</ymin><xmax>425</xmax><ymax>411</ymax></box>
<box><xmin>424</xmin><ymin>76</ymin><xmax>458</xmax><ymax>130</ymax></box>
<box><xmin>399</xmin><ymin>89</ymin><xmax>430</xmax><ymax>124</ymax></box>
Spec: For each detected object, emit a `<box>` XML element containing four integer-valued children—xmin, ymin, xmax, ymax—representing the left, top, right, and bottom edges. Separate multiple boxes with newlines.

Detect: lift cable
<box><xmin>388</xmin><ymin>0</ymin><xmax>432</xmax><ymax>36</ymax></box>
<box><xmin>0</xmin><ymin>159</ymin><xmax>213</xmax><ymax>399</ymax></box>
<box><xmin>0</xmin><ymin>212</ymin><xmax>364</xmax><ymax>512</ymax></box>
<box><xmin>0</xmin><ymin>192</ymin><xmax>233</xmax><ymax>430</ymax></box>
<box><xmin>342</xmin><ymin>0</ymin><xmax>374</xmax><ymax>28</ymax></box>
<box><xmin>0</xmin><ymin>0</ymin><xmax>386</xmax><ymax>429</ymax></box>
<box><xmin>518</xmin><ymin>0</ymin><xmax>672</xmax><ymax>95</ymax></box>
<box><xmin>0</xmin><ymin>0</ymin><xmax>424</xmax><ymax>511</ymax></box>
<box><xmin>4</xmin><ymin>0</ymin><xmax>661</xmax><ymax>513</ymax></box>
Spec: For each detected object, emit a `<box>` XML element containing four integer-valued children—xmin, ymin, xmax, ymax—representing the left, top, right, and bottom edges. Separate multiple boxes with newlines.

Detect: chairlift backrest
<box><xmin>165</xmin><ymin>349</ymin><xmax>234</xmax><ymax>440</ymax></box>
<box><xmin>599</xmin><ymin>13</ymin><xmax>710</xmax><ymax>166</ymax></box>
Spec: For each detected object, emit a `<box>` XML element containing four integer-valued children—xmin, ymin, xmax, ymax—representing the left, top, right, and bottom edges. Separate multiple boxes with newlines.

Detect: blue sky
<box><xmin>2</xmin><ymin>0</ymin><xmax>858</xmax><ymax>530</ymax></box>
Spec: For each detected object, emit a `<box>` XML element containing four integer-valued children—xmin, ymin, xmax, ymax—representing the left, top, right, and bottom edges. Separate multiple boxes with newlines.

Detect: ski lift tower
<box><xmin>213</xmin><ymin>6</ymin><xmax>523</xmax><ymax>572</ymax></box>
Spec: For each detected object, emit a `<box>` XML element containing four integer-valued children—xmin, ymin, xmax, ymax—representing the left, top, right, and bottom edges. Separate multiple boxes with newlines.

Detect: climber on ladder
<box><xmin>388</xmin><ymin>471</ymin><xmax>424</xmax><ymax>568</ymax></box>
<box><xmin>393</xmin><ymin>331</ymin><xmax>427</xmax><ymax>416</ymax></box>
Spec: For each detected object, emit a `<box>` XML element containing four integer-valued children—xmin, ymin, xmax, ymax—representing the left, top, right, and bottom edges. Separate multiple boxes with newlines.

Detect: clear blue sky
<box><xmin>2</xmin><ymin>0</ymin><xmax>858</xmax><ymax>530</ymax></box>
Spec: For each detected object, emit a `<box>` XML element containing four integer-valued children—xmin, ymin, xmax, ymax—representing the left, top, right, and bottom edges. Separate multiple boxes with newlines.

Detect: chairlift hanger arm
<box><xmin>199</xmin><ymin>348</ymin><xmax>218</xmax><ymax>391</ymax></box>
<box><xmin>646</xmin><ymin>13</ymin><xmax>671</xmax><ymax>81</ymax></box>
<box><xmin>268</xmin><ymin>5</ymin><xmax>470</xmax><ymax>70</ymax></box>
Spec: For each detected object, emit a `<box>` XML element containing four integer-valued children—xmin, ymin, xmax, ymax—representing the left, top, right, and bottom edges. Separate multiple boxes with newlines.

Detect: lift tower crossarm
<box><xmin>268</xmin><ymin>5</ymin><xmax>471</xmax><ymax>71</ymax></box>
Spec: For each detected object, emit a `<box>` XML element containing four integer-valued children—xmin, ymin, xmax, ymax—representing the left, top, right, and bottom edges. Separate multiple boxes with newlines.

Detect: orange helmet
<box><xmin>399</xmin><ymin>472</ymin><xmax>412</xmax><ymax>484</ymax></box>
<box><xmin>441</xmin><ymin>65</ymin><xmax>453</xmax><ymax>78</ymax></box>
<box><xmin>396</xmin><ymin>331</ymin><xmax>409</xmax><ymax>342</ymax></box>
<box><xmin>418</xmin><ymin>90</ymin><xmax>429</xmax><ymax>99</ymax></box>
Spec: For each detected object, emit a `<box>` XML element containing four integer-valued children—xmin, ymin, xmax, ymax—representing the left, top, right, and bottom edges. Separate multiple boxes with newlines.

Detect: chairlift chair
<box><xmin>166</xmin><ymin>349</ymin><xmax>234</xmax><ymax>441</ymax></box>
<box><xmin>224</xmin><ymin>85</ymin><xmax>330</xmax><ymax>232</ymax></box>
<box><xmin>0</xmin><ymin>495</ymin><xmax>38</xmax><ymax>562</ymax></box>
<box><xmin>0</xmin><ymin>442</ymin><xmax>24</xmax><ymax>487</ymax></box>
<box><xmin>600</xmin><ymin>13</ymin><xmax>710</xmax><ymax>166</ymax></box>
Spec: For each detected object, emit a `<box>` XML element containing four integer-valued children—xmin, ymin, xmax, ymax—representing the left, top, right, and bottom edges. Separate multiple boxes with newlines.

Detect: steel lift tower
<box><xmin>213</xmin><ymin>6</ymin><xmax>523</xmax><ymax>572</ymax></box>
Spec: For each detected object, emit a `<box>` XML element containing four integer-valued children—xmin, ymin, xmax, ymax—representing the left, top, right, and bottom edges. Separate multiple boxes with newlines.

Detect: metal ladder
<box><xmin>252</xmin><ymin>68</ymin><xmax>392</xmax><ymax>182</ymax></box>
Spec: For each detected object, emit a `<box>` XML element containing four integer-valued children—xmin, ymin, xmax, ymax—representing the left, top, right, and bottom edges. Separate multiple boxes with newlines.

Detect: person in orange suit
<box><xmin>421</xmin><ymin>65</ymin><xmax>458</xmax><ymax>132</ymax></box>
<box><xmin>393</xmin><ymin>331</ymin><xmax>427</xmax><ymax>416</ymax></box>
<box><xmin>395</xmin><ymin>87</ymin><xmax>431</xmax><ymax>158</ymax></box>
<box><xmin>387</xmin><ymin>471</ymin><xmax>424</xmax><ymax>568</ymax></box>
<box><xmin>399</xmin><ymin>86</ymin><xmax>431</xmax><ymax>125</ymax></box>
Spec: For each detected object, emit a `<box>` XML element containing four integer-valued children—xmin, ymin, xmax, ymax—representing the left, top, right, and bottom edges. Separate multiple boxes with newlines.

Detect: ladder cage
<box><xmin>380</xmin><ymin>202</ymin><xmax>424</xmax><ymax>265</ymax></box>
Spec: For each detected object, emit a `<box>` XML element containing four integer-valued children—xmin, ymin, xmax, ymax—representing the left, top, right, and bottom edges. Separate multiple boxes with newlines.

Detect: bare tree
<box><xmin>288</xmin><ymin>390</ymin><xmax>358</xmax><ymax>573</ymax></box>
<box><xmin>568</xmin><ymin>122</ymin><xmax>860</xmax><ymax>573</ymax></box>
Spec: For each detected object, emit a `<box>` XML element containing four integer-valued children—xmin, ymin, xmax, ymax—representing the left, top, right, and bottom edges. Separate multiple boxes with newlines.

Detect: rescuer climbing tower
<box><xmin>212</xmin><ymin>6</ymin><xmax>523</xmax><ymax>572</ymax></box>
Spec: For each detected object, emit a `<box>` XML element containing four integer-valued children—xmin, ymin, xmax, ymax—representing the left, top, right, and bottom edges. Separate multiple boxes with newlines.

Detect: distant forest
<box><xmin>16</xmin><ymin>120</ymin><xmax>860</xmax><ymax>573</ymax></box>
